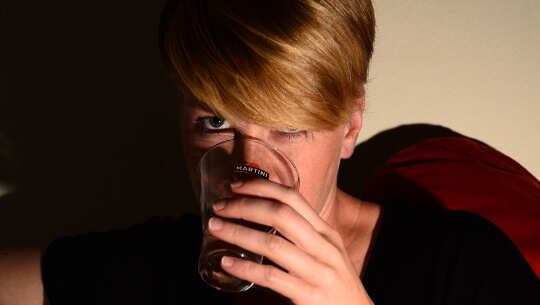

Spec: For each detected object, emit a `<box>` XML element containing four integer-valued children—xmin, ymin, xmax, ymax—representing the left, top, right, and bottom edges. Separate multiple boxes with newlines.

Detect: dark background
<box><xmin>2</xmin><ymin>1</ymin><xmax>465</xmax><ymax>248</ymax></box>
<box><xmin>2</xmin><ymin>0</ymin><xmax>200</xmax><ymax>247</ymax></box>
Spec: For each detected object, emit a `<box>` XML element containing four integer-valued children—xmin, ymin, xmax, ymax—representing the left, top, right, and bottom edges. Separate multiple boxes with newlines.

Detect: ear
<box><xmin>340</xmin><ymin>94</ymin><xmax>365</xmax><ymax>159</ymax></box>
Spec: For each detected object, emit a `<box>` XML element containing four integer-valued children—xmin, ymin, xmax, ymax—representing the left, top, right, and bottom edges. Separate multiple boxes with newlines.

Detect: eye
<box><xmin>196</xmin><ymin>116</ymin><xmax>231</xmax><ymax>131</ymax></box>
<box><xmin>277</xmin><ymin>128</ymin><xmax>305</xmax><ymax>141</ymax></box>
<box><xmin>279</xmin><ymin>127</ymin><xmax>301</xmax><ymax>134</ymax></box>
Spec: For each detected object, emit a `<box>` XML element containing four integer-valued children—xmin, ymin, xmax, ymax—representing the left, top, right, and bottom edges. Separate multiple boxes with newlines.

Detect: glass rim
<box><xmin>198</xmin><ymin>137</ymin><xmax>300</xmax><ymax>190</ymax></box>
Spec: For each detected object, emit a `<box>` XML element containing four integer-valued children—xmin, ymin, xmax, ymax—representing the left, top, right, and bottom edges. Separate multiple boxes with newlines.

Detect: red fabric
<box><xmin>362</xmin><ymin>137</ymin><xmax>540</xmax><ymax>278</ymax></box>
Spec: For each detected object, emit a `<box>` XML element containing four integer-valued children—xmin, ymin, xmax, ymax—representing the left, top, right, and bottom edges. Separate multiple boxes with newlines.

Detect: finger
<box><xmin>213</xmin><ymin>196</ymin><xmax>333</xmax><ymax>259</ymax></box>
<box><xmin>220</xmin><ymin>255</ymin><xmax>313</xmax><ymax>302</ymax></box>
<box><xmin>208</xmin><ymin>217</ymin><xmax>327</xmax><ymax>281</ymax></box>
<box><xmin>230</xmin><ymin>178</ymin><xmax>341</xmax><ymax>244</ymax></box>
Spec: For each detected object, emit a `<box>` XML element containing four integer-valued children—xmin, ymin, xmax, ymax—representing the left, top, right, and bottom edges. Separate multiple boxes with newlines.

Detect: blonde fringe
<box><xmin>161</xmin><ymin>0</ymin><xmax>375</xmax><ymax>131</ymax></box>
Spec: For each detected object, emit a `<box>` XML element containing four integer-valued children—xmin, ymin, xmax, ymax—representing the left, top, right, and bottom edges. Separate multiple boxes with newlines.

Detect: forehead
<box><xmin>181</xmin><ymin>92</ymin><xmax>212</xmax><ymax>111</ymax></box>
<box><xmin>179</xmin><ymin>87</ymin><xmax>337</xmax><ymax>132</ymax></box>
<box><xmin>181</xmin><ymin>93</ymin><xmax>255</xmax><ymax>128</ymax></box>
<box><xmin>181</xmin><ymin>91</ymin><xmax>274</xmax><ymax>130</ymax></box>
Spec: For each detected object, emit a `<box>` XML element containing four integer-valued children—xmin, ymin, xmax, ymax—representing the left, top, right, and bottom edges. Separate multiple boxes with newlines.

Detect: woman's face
<box><xmin>180</xmin><ymin>95</ymin><xmax>362</xmax><ymax>213</ymax></box>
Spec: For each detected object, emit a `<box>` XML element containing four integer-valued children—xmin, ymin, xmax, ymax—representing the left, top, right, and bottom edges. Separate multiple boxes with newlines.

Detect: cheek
<box><xmin>180</xmin><ymin>131</ymin><xmax>211</xmax><ymax>200</ymax></box>
<box><xmin>290</xmin><ymin>143</ymin><xmax>342</xmax><ymax>212</ymax></box>
<box><xmin>183</xmin><ymin>148</ymin><xmax>202</xmax><ymax>201</ymax></box>
<box><xmin>181</xmin><ymin>123</ymin><xmax>229</xmax><ymax>173</ymax></box>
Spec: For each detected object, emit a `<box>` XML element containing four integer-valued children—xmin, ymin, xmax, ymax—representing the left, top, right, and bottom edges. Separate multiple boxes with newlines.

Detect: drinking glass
<box><xmin>197</xmin><ymin>137</ymin><xmax>299</xmax><ymax>292</ymax></box>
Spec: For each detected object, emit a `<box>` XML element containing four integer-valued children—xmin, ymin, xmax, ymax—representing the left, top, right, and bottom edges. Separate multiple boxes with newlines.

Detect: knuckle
<box><xmin>228</xmin><ymin>222</ymin><xmax>242</xmax><ymax>240</ymax></box>
<box><xmin>321</xmin><ymin>228</ymin><xmax>345</xmax><ymax>252</ymax></box>
<box><xmin>331</xmin><ymin>231</ymin><xmax>345</xmax><ymax>249</ymax></box>
<box><xmin>222</xmin><ymin>198</ymin><xmax>236</xmax><ymax>213</ymax></box>
<box><xmin>227</xmin><ymin>197</ymin><xmax>249</xmax><ymax>215</ymax></box>
<box><xmin>310</xmin><ymin>290</ymin><xmax>326</xmax><ymax>305</ymax></box>
<box><xmin>319</xmin><ymin>265</ymin><xmax>339</xmax><ymax>284</ymax></box>
<box><xmin>284</xmin><ymin>190</ymin><xmax>301</xmax><ymax>205</ymax></box>
<box><xmin>262</xmin><ymin>265</ymin><xmax>280</xmax><ymax>283</ymax></box>
<box><xmin>265</xmin><ymin>233</ymin><xmax>284</xmax><ymax>253</ymax></box>
<box><xmin>274</xmin><ymin>203</ymin><xmax>295</xmax><ymax>220</ymax></box>
<box><xmin>326</xmin><ymin>243</ymin><xmax>345</xmax><ymax>265</ymax></box>
<box><xmin>233</xmin><ymin>196</ymin><xmax>248</xmax><ymax>209</ymax></box>
<box><xmin>325</xmin><ymin>228</ymin><xmax>340</xmax><ymax>242</ymax></box>
<box><xmin>316</xmin><ymin>234</ymin><xmax>345</xmax><ymax>267</ymax></box>
<box><xmin>244</xmin><ymin>259</ymin><xmax>258</xmax><ymax>274</ymax></box>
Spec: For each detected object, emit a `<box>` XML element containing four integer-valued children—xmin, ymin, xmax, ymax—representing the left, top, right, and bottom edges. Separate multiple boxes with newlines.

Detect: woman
<box><xmin>1</xmin><ymin>0</ymin><xmax>538</xmax><ymax>304</ymax></box>
<box><xmin>164</xmin><ymin>0</ymin><xmax>379</xmax><ymax>302</ymax></box>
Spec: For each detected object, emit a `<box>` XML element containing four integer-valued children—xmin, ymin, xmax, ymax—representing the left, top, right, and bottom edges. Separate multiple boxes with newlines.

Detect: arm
<box><xmin>0</xmin><ymin>246</ymin><xmax>48</xmax><ymax>305</ymax></box>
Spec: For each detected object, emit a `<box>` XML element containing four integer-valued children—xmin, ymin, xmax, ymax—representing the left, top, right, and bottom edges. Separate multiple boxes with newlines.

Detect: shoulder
<box><xmin>369</xmin><ymin>198</ymin><xmax>540</xmax><ymax>304</ymax></box>
<box><xmin>379</xmin><ymin>198</ymin><xmax>505</xmax><ymax>240</ymax></box>
<box><xmin>42</xmin><ymin>214</ymin><xmax>209</xmax><ymax>305</ymax></box>
<box><xmin>378</xmin><ymin>199</ymin><xmax>529</xmax><ymax>262</ymax></box>
<box><xmin>43</xmin><ymin>214</ymin><xmax>203</xmax><ymax>276</ymax></box>
<box><xmin>46</xmin><ymin>214</ymin><xmax>201</xmax><ymax>251</ymax></box>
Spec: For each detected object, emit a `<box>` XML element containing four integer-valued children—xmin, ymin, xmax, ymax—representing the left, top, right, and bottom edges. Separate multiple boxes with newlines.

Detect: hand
<box><xmin>207</xmin><ymin>178</ymin><xmax>375</xmax><ymax>305</ymax></box>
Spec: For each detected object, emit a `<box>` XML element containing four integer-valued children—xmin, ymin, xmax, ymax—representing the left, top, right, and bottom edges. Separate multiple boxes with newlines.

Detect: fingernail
<box><xmin>222</xmin><ymin>256</ymin><xmax>234</xmax><ymax>267</ymax></box>
<box><xmin>213</xmin><ymin>201</ymin><xmax>226</xmax><ymax>211</ymax></box>
<box><xmin>231</xmin><ymin>180</ymin><xmax>243</xmax><ymax>188</ymax></box>
<box><xmin>209</xmin><ymin>217</ymin><xmax>223</xmax><ymax>230</ymax></box>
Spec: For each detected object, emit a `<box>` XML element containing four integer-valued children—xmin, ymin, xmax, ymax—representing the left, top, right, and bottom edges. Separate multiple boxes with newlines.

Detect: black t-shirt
<box><xmin>42</xmin><ymin>198</ymin><xmax>540</xmax><ymax>304</ymax></box>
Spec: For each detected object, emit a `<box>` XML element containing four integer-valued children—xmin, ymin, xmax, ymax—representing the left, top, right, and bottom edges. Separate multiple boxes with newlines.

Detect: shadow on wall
<box><xmin>337</xmin><ymin>123</ymin><xmax>482</xmax><ymax>199</ymax></box>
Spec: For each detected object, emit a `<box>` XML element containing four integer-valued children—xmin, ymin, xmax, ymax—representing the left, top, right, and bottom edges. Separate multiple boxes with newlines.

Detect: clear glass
<box><xmin>197</xmin><ymin>138</ymin><xmax>300</xmax><ymax>292</ymax></box>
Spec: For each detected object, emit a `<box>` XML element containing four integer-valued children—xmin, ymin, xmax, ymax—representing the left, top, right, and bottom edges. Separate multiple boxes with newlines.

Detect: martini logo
<box><xmin>234</xmin><ymin>163</ymin><xmax>269</xmax><ymax>179</ymax></box>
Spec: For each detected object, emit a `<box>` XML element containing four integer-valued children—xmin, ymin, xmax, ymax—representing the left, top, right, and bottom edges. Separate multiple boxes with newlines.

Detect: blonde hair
<box><xmin>159</xmin><ymin>0</ymin><xmax>375</xmax><ymax>130</ymax></box>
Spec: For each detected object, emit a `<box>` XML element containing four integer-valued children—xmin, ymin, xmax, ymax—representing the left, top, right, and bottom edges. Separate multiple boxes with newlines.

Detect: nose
<box><xmin>230</xmin><ymin>124</ymin><xmax>274</xmax><ymax>165</ymax></box>
<box><xmin>233</xmin><ymin>123</ymin><xmax>269</xmax><ymax>142</ymax></box>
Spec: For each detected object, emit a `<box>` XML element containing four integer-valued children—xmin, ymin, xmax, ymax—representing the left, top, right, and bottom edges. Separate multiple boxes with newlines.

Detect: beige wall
<box><xmin>361</xmin><ymin>0</ymin><xmax>540</xmax><ymax>178</ymax></box>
